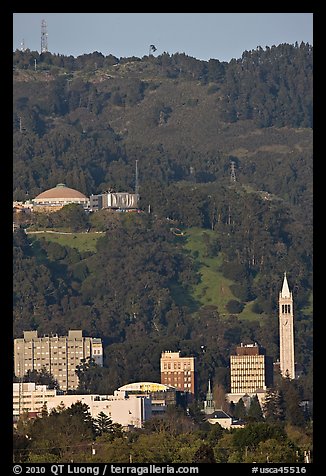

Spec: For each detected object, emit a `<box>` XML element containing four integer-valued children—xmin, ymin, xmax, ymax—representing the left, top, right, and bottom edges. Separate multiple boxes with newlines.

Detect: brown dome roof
<box><xmin>35</xmin><ymin>184</ymin><xmax>87</xmax><ymax>200</ymax></box>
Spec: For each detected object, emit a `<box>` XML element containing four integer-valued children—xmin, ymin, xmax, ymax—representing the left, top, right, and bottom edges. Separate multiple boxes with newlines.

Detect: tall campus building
<box><xmin>279</xmin><ymin>273</ymin><xmax>295</xmax><ymax>379</ymax></box>
<box><xmin>230</xmin><ymin>343</ymin><xmax>268</xmax><ymax>395</ymax></box>
<box><xmin>160</xmin><ymin>351</ymin><xmax>196</xmax><ymax>398</ymax></box>
<box><xmin>14</xmin><ymin>330</ymin><xmax>103</xmax><ymax>391</ymax></box>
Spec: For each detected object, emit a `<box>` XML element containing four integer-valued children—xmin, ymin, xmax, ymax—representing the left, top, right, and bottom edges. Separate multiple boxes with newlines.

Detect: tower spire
<box><xmin>279</xmin><ymin>273</ymin><xmax>295</xmax><ymax>379</ymax></box>
<box><xmin>281</xmin><ymin>272</ymin><xmax>291</xmax><ymax>298</ymax></box>
<box><xmin>203</xmin><ymin>378</ymin><xmax>215</xmax><ymax>413</ymax></box>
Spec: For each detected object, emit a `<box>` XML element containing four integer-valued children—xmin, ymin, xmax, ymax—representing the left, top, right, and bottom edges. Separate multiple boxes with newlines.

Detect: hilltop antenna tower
<box><xmin>20</xmin><ymin>39</ymin><xmax>26</xmax><ymax>52</ymax></box>
<box><xmin>41</xmin><ymin>19</ymin><xmax>48</xmax><ymax>53</ymax></box>
<box><xmin>230</xmin><ymin>161</ymin><xmax>237</xmax><ymax>183</ymax></box>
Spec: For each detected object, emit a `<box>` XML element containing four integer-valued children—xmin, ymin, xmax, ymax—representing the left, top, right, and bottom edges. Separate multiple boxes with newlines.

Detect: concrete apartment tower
<box><xmin>14</xmin><ymin>330</ymin><xmax>103</xmax><ymax>391</ymax></box>
<box><xmin>279</xmin><ymin>273</ymin><xmax>295</xmax><ymax>379</ymax></box>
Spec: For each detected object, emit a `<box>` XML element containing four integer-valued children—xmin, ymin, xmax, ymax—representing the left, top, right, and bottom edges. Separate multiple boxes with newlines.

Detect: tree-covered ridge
<box><xmin>13</xmin><ymin>45</ymin><xmax>312</xmax><ymax>230</ymax></box>
<box><xmin>13</xmin><ymin>42</ymin><xmax>313</xmax><ymax>405</ymax></box>
<box><xmin>13</xmin><ymin>43</ymin><xmax>312</xmax><ymax>127</ymax></box>
<box><xmin>220</xmin><ymin>43</ymin><xmax>312</xmax><ymax>127</ymax></box>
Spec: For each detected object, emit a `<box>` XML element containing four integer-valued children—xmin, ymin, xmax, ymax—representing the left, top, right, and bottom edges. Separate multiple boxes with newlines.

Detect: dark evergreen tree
<box><xmin>18</xmin><ymin>368</ymin><xmax>59</xmax><ymax>390</ymax></box>
<box><xmin>234</xmin><ymin>398</ymin><xmax>247</xmax><ymax>420</ymax></box>
<box><xmin>263</xmin><ymin>388</ymin><xmax>285</xmax><ymax>423</ymax></box>
<box><xmin>94</xmin><ymin>412</ymin><xmax>123</xmax><ymax>438</ymax></box>
<box><xmin>247</xmin><ymin>395</ymin><xmax>264</xmax><ymax>422</ymax></box>
<box><xmin>192</xmin><ymin>443</ymin><xmax>216</xmax><ymax>463</ymax></box>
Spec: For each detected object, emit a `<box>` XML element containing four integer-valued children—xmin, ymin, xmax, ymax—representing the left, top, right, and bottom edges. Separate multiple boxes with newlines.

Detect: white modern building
<box><xmin>13</xmin><ymin>382</ymin><xmax>56</xmax><ymax>417</ymax></box>
<box><xmin>13</xmin><ymin>383</ymin><xmax>152</xmax><ymax>429</ymax></box>
<box><xmin>89</xmin><ymin>192</ymin><xmax>139</xmax><ymax>211</ymax></box>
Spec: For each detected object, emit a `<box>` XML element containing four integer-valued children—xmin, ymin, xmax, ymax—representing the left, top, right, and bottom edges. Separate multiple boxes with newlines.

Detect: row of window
<box><xmin>13</xmin><ymin>395</ymin><xmax>55</xmax><ymax>400</ymax></box>
<box><xmin>24</xmin><ymin>362</ymin><xmax>80</xmax><ymax>367</ymax></box>
<box><xmin>163</xmin><ymin>363</ymin><xmax>192</xmax><ymax>370</ymax></box>
<box><xmin>231</xmin><ymin>372</ymin><xmax>265</xmax><ymax>375</ymax></box>
<box><xmin>165</xmin><ymin>378</ymin><xmax>192</xmax><ymax>383</ymax></box>
<box><xmin>19</xmin><ymin>350</ymin><xmax>85</xmax><ymax>355</ymax></box>
<box><xmin>162</xmin><ymin>370</ymin><xmax>192</xmax><ymax>375</ymax></box>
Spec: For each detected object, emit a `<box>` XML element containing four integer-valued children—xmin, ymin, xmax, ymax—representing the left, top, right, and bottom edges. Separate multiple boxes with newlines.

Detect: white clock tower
<box><xmin>279</xmin><ymin>273</ymin><xmax>295</xmax><ymax>379</ymax></box>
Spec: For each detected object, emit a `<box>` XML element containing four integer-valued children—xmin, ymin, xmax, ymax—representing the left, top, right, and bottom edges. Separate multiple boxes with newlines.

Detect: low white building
<box><xmin>225</xmin><ymin>390</ymin><xmax>267</xmax><ymax>408</ymax></box>
<box><xmin>13</xmin><ymin>383</ymin><xmax>56</xmax><ymax>416</ymax></box>
<box><xmin>13</xmin><ymin>384</ymin><xmax>151</xmax><ymax>429</ymax></box>
<box><xmin>205</xmin><ymin>410</ymin><xmax>245</xmax><ymax>429</ymax></box>
<box><xmin>46</xmin><ymin>391</ymin><xmax>151</xmax><ymax>428</ymax></box>
<box><xmin>118</xmin><ymin>381</ymin><xmax>179</xmax><ymax>415</ymax></box>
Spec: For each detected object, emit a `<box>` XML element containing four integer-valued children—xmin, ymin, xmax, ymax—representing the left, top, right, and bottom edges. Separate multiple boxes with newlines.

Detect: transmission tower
<box><xmin>20</xmin><ymin>39</ymin><xmax>26</xmax><ymax>52</ymax></box>
<box><xmin>230</xmin><ymin>161</ymin><xmax>237</xmax><ymax>183</ymax></box>
<box><xmin>41</xmin><ymin>19</ymin><xmax>48</xmax><ymax>53</ymax></box>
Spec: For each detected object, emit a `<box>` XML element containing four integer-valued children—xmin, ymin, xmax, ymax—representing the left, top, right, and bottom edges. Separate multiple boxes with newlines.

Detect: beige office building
<box><xmin>230</xmin><ymin>343</ymin><xmax>267</xmax><ymax>394</ymax></box>
<box><xmin>14</xmin><ymin>330</ymin><xmax>103</xmax><ymax>391</ymax></box>
<box><xmin>160</xmin><ymin>351</ymin><xmax>196</xmax><ymax>397</ymax></box>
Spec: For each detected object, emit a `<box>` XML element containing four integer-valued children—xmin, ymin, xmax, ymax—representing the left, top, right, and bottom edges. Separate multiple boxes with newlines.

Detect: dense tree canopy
<box><xmin>14</xmin><ymin>403</ymin><xmax>312</xmax><ymax>463</ymax></box>
<box><xmin>13</xmin><ymin>44</ymin><xmax>313</xmax><ymax>437</ymax></box>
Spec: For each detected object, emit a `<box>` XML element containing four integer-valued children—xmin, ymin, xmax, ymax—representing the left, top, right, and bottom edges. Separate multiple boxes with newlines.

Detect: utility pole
<box><xmin>135</xmin><ymin>160</ymin><xmax>139</xmax><ymax>196</ymax></box>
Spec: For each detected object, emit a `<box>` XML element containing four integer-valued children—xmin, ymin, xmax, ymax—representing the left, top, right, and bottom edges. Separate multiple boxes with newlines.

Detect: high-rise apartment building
<box><xmin>230</xmin><ymin>343</ymin><xmax>267</xmax><ymax>394</ymax></box>
<box><xmin>279</xmin><ymin>273</ymin><xmax>295</xmax><ymax>379</ymax></box>
<box><xmin>14</xmin><ymin>330</ymin><xmax>103</xmax><ymax>391</ymax></box>
<box><xmin>160</xmin><ymin>351</ymin><xmax>196</xmax><ymax>397</ymax></box>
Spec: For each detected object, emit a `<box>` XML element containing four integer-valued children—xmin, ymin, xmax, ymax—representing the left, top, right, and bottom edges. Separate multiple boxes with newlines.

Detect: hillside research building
<box><xmin>30</xmin><ymin>183</ymin><xmax>139</xmax><ymax>212</ymax></box>
<box><xmin>14</xmin><ymin>330</ymin><xmax>103</xmax><ymax>391</ymax></box>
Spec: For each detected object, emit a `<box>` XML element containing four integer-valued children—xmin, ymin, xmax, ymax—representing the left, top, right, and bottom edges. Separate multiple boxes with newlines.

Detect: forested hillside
<box><xmin>13</xmin><ymin>43</ymin><xmax>313</xmax><ymax>399</ymax></box>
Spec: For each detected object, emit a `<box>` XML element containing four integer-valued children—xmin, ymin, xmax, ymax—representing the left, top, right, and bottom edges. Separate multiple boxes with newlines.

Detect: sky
<box><xmin>13</xmin><ymin>13</ymin><xmax>313</xmax><ymax>63</ymax></box>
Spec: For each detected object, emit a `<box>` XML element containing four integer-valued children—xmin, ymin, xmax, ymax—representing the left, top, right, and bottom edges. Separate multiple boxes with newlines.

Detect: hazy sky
<box><xmin>13</xmin><ymin>13</ymin><xmax>313</xmax><ymax>62</ymax></box>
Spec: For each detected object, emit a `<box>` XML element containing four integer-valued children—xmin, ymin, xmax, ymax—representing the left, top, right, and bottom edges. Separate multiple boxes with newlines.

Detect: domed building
<box><xmin>33</xmin><ymin>183</ymin><xmax>89</xmax><ymax>212</ymax></box>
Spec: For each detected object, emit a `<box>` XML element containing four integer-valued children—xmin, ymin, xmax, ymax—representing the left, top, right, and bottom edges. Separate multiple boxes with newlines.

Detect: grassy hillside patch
<box><xmin>28</xmin><ymin>231</ymin><xmax>103</xmax><ymax>253</ymax></box>
<box><xmin>184</xmin><ymin>227</ymin><xmax>237</xmax><ymax>315</ymax></box>
<box><xmin>239</xmin><ymin>301</ymin><xmax>269</xmax><ymax>322</ymax></box>
<box><xmin>184</xmin><ymin>227</ymin><xmax>263</xmax><ymax>320</ymax></box>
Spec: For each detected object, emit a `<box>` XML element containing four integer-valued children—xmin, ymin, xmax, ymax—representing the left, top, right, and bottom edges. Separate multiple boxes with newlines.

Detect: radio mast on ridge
<box><xmin>20</xmin><ymin>39</ymin><xmax>26</xmax><ymax>52</ymax></box>
<box><xmin>230</xmin><ymin>161</ymin><xmax>237</xmax><ymax>183</ymax></box>
<box><xmin>41</xmin><ymin>19</ymin><xmax>48</xmax><ymax>53</ymax></box>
